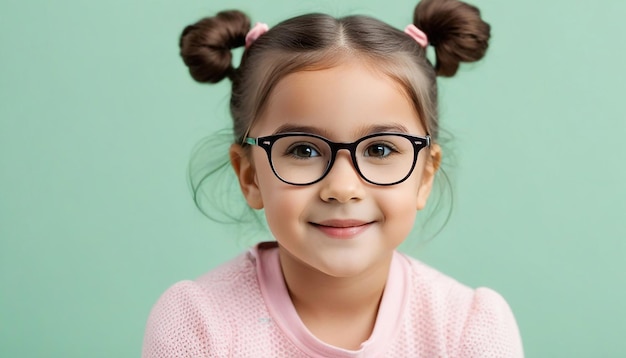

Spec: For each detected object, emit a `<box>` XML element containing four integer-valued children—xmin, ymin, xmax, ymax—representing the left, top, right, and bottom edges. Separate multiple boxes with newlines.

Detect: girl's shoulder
<box><xmin>195</xmin><ymin>249</ymin><xmax>259</xmax><ymax>290</ymax></box>
<box><xmin>155</xmin><ymin>248</ymin><xmax>261</xmax><ymax>309</ymax></box>
<box><xmin>401</xmin><ymin>252</ymin><xmax>508</xmax><ymax>304</ymax></box>
<box><xmin>142</xmin><ymin>250</ymin><xmax>264</xmax><ymax>357</ymax></box>
<box><xmin>402</xmin><ymin>254</ymin><xmax>476</xmax><ymax>297</ymax></box>
<box><xmin>398</xmin><ymin>253</ymin><xmax>524</xmax><ymax>357</ymax></box>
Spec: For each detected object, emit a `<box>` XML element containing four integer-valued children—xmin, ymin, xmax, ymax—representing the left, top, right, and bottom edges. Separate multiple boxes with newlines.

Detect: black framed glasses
<box><xmin>244</xmin><ymin>132</ymin><xmax>430</xmax><ymax>186</ymax></box>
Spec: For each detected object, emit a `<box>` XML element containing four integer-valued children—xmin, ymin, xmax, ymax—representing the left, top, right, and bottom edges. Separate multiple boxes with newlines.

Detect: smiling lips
<box><xmin>311</xmin><ymin>219</ymin><xmax>373</xmax><ymax>239</ymax></box>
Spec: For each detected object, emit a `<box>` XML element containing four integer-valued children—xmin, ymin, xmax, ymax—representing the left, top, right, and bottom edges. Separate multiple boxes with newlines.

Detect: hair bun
<box><xmin>179</xmin><ymin>10</ymin><xmax>250</xmax><ymax>83</ymax></box>
<box><xmin>414</xmin><ymin>0</ymin><xmax>491</xmax><ymax>77</ymax></box>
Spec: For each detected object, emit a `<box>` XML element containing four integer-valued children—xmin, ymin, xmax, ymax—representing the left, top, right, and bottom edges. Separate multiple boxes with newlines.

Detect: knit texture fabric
<box><xmin>143</xmin><ymin>243</ymin><xmax>523</xmax><ymax>357</ymax></box>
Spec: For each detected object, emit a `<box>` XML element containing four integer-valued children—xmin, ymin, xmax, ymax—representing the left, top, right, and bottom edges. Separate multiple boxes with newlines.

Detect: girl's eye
<box><xmin>364</xmin><ymin>143</ymin><xmax>396</xmax><ymax>158</ymax></box>
<box><xmin>288</xmin><ymin>144</ymin><xmax>320</xmax><ymax>158</ymax></box>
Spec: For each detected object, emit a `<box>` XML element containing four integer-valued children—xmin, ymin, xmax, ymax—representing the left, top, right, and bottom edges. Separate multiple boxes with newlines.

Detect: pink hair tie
<box><xmin>404</xmin><ymin>24</ymin><xmax>428</xmax><ymax>48</ymax></box>
<box><xmin>245</xmin><ymin>22</ymin><xmax>269</xmax><ymax>49</ymax></box>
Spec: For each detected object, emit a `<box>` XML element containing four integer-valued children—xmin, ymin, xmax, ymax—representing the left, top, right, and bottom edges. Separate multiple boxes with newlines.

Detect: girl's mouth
<box><xmin>310</xmin><ymin>220</ymin><xmax>373</xmax><ymax>239</ymax></box>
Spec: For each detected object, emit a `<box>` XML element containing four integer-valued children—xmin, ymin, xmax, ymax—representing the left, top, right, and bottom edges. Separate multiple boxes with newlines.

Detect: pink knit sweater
<box><xmin>143</xmin><ymin>243</ymin><xmax>523</xmax><ymax>357</ymax></box>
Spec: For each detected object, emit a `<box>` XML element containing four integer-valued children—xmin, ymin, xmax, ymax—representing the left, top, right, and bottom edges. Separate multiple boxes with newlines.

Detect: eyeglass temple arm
<box><xmin>244</xmin><ymin>137</ymin><xmax>257</xmax><ymax>145</ymax></box>
<box><xmin>415</xmin><ymin>136</ymin><xmax>430</xmax><ymax>147</ymax></box>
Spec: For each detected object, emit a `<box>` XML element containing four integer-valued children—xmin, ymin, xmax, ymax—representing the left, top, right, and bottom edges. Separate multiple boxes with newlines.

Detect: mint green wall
<box><xmin>1</xmin><ymin>0</ymin><xmax>625</xmax><ymax>356</ymax></box>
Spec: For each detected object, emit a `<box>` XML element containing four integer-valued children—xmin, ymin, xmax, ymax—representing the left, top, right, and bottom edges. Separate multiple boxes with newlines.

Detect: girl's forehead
<box><xmin>252</xmin><ymin>61</ymin><xmax>425</xmax><ymax>139</ymax></box>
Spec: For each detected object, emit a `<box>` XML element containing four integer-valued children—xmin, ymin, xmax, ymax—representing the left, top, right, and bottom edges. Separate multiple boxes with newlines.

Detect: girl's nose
<box><xmin>319</xmin><ymin>152</ymin><xmax>366</xmax><ymax>203</ymax></box>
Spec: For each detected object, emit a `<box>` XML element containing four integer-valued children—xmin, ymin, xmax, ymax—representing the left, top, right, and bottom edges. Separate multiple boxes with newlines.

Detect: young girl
<box><xmin>143</xmin><ymin>0</ymin><xmax>524</xmax><ymax>356</ymax></box>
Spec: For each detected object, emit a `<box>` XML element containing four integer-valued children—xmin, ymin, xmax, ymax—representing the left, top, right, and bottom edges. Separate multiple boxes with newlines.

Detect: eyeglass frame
<box><xmin>243</xmin><ymin>132</ymin><xmax>431</xmax><ymax>186</ymax></box>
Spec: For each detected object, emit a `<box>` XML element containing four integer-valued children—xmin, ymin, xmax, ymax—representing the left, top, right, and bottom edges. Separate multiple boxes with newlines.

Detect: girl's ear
<box><xmin>229</xmin><ymin>144</ymin><xmax>264</xmax><ymax>209</ymax></box>
<box><xmin>416</xmin><ymin>143</ymin><xmax>442</xmax><ymax>210</ymax></box>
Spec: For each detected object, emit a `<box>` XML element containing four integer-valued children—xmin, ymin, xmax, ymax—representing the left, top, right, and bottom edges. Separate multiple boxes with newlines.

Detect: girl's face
<box><xmin>231</xmin><ymin>59</ymin><xmax>440</xmax><ymax>279</ymax></box>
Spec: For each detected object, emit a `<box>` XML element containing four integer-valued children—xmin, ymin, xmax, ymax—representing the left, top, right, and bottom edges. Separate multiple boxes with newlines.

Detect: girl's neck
<box><xmin>278</xmin><ymin>247</ymin><xmax>393</xmax><ymax>350</ymax></box>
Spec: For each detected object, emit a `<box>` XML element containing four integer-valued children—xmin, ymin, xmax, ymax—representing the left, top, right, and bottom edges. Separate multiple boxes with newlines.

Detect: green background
<box><xmin>1</xmin><ymin>0</ymin><xmax>625</xmax><ymax>356</ymax></box>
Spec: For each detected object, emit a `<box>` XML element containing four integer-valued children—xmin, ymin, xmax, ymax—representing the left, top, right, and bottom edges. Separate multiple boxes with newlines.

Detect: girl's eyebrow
<box><xmin>272</xmin><ymin>123</ymin><xmax>410</xmax><ymax>137</ymax></box>
<box><xmin>273</xmin><ymin>124</ymin><xmax>331</xmax><ymax>137</ymax></box>
<box><xmin>363</xmin><ymin>124</ymin><xmax>410</xmax><ymax>135</ymax></box>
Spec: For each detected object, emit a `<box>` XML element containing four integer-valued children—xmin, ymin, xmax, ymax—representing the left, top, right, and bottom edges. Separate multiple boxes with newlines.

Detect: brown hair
<box><xmin>180</xmin><ymin>0</ymin><xmax>490</xmax><ymax>142</ymax></box>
